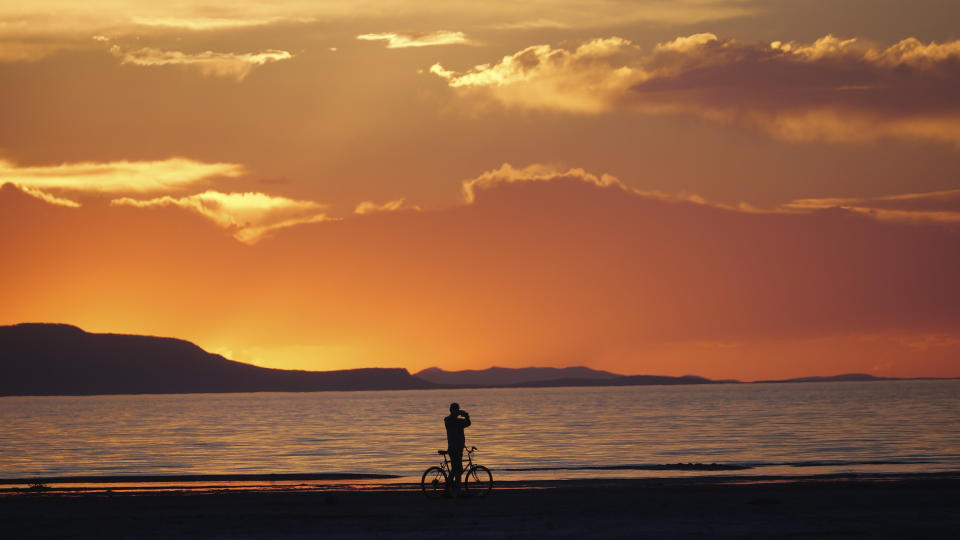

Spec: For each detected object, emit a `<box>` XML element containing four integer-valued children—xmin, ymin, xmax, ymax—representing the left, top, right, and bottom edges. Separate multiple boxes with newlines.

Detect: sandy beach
<box><xmin>3</xmin><ymin>474</ymin><xmax>958</xmax><ymax>539</ymax></box>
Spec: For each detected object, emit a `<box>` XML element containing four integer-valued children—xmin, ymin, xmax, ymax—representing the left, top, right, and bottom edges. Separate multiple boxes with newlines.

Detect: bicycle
<box><xmin>421</xmin><ymin>446</ymin><xmax>493</xmax><ymax>498</ymax></box>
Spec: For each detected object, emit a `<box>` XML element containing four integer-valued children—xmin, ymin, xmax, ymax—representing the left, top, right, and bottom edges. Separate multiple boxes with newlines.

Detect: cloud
<box><xmin>111</xmin><ymin>46</ymin><xmax>293</xmax><ymax>81</ymax></box>
<box><xmin>0</xmin><ymin>2</ymin><xmax>753</xmax><ymax>63</ymax></box>
<box><xmin>489</xmin><ymin>19</ymin><xmax>571</xmax><ymax>30</ymax></box>
<box><xmin>461</xmin><ymin>163</ymin><xmax>716</xmax><ymax>209</ymax></box>
<box><xmin>357</xmin><ymin>31</ymin><xmax>470</xmax><ymax>49</ymax></box>
<box><xmin>4</xmin><ymin>165</ymin><xmax>959</xmax><ymax>378</ymax></box>
<box><xmin>111</xmin><ymin>190</ymin><xmax>330</xmax><ymax>243</ymax></box>
<box><xmin>354</xmin><ymin>198</ymin><xmax>421</xmax><ymax>214</ymax></box>
<box><xmin>0</xmin><ymin>158</ymin><xmax>245</xmax><ymax>205</ymax></box>
<box><xmin>13</xmin><ymin>184</ymin><xmax>81</xmax><ymax>208</ymax></box>
<box><xmin>431</xmin><ymin>34</ymin><xmax>960</xmax><ymax>146</ymax></box>
<box><xmin>0</xmin><ymin>1</ymin><xmax>753</xmax><ymax>39</ymax></box>
<box><xmin>430</xmin><ymin>37</ymin><xmax>641</xmax><ymax>114</ymax></box>
<box><xmin>0</xmin><ymin>7</ymin><xmax>310</xmax><ymax>62</ymax></box>
<box><xmin>461</xmin><ymin>163</ymin><xmax>626</xmax><ymax>203</ymax></box>
<box><xmin>785</xmin><ymin>189</ymin><xmax>960</xmax><ymax>225</ymax></box>
<box><xmin>129</xmin><ymin>16</ymin><xmax>295</xmax><ymax>31</ymax></box>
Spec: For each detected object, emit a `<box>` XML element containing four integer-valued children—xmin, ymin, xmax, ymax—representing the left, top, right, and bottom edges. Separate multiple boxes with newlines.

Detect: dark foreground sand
<box><xmin>3</xmin><ymin>475</ymin><xmax>958</xmax><ymax>539</ymax></box>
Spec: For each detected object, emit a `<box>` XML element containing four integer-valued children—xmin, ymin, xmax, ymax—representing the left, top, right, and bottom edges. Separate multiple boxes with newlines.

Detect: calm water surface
<box><xmin>2</xmin><ymin>380</ymin><xmax>958</xmax><ymax>480</ymax></box>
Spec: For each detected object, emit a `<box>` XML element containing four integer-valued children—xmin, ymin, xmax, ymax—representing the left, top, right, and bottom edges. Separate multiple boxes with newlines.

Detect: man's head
<box><xmin>449</xmin><ymin>402</ymin><xmax>460</xmax><ymax>414</ymax></box>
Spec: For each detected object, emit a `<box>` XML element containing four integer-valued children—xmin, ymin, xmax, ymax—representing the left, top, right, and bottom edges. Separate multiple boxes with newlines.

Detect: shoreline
<box><xmin>3</xmin><ymin>475</ymin><xmax>958</xmax><ymax>538</ymax></box>
<box><xmin>0</xmin><ymin>472</ymin><xmax>400</xmax><ymax>486</ymax></box>
<box><xmin>3</xmin><ymin>470</ymin><xmax>957</xmax><ymax>494</ymax></box>
<box><xmin>6</xmin><ymin>459</ymin><xmax>955</xmax><ymax>489</ymax></box>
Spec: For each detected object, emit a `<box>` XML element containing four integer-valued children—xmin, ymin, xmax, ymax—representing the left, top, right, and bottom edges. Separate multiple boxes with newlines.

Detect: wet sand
<box><xmin>3</xmin><ymin>475</ymin><xmax>958</xmax><ymax>539</ymax></box>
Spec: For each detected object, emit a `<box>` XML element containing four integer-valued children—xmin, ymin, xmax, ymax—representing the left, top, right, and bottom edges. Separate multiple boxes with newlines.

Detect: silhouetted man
<box><xmin>444</xmin><ymin>402</ymin><xmax>471</xmax><ymax>489</ymax></box>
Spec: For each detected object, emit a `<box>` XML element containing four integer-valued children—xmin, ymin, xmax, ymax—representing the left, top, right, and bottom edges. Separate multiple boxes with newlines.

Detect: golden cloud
<box><xmin>0</xmin><ymin>2</ymin><xmax>753</xmax><ymax>63</ymax></box>
<box><xmin>13</xmin><ymin>184</ymin><xmax>81</xmax><ymax>208</ymax></box>
<box><xmin>0</xmin><ymin>3</ymin><xmax>319</xmax><ymax>40</ymax></box>
<box><xmin>111</xmin><ymin>190</ymin><xmax>331</xmax><ymax>243</ymax></box>
<box><xmin>0</xmin><ymin>158</ymin><xmax>245</xmax><ymax>205</ymax></box>
<box><xmin>0</xmin><ymin>1</ymin><xmax>752</xmax><ymax>38</ymax></box>
<box><xmin>431</xmin><ymin>37</ymin><xmax>642</xmax><ymax>114</ymax></box>
<box><xmin>354</xmin><ymin>198</ymin><xmax>421</xmax><ymax>214</ymax></box>
<box><xmin>432</xmin><ymin>34</ymin><xmax>960</xmax><ymax>146</ymax></box>
<box><xmin>129</xmin><ymin>15</ymin><xmax>294</xmax><ymax>31</ymax></box>
<box><xmin>463</xmin><ymin>163</ymin><xmax>960</xmax><ymax>229</ymax></box>
<box><xmin>461</xmin><ymin>163</ymin><xmax>627</xmax><ymax>204</ymax></box>
<box><xmin>111</xmin><ymin>46</ymin><xmax>292</xmax><ymax>81</ymax></box>
<box><xmin>357</xmin><ymin>31</ymin><xmax>470</xmax><ymax>49</ymax></box>
<box><xmin>784</xmin><ymin>190</ymin><xmax>960</xmax><ymax>225</ymax></box>
<box><xmin>461</xmin><ymin>163</ymin><xmax>721</xmax><ymax>212</ymax></box>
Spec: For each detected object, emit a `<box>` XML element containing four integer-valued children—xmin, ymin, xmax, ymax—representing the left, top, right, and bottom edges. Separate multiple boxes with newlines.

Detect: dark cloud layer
<box><xmin>434</xmin><ymin>34</ymin><xmax>960</xmax><ymax>146</ymax></box>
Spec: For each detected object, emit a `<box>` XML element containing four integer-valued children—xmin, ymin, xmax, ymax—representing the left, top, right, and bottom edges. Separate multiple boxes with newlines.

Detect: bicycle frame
<box><xmin>437</xmin><ymin>446</ymin><xmax>477</xmax><ymax>480</ymax></box>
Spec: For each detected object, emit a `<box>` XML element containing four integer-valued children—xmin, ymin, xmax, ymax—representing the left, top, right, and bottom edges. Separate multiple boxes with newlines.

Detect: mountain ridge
<box><xmin>0</xmin><ymin>323</ymin><xmax>433</xmax><ymax>396</ymax></box>
<box><xmin>414</xmin><ymin>366</ymin><xmax>622</xmax><ymax>386</ymax></box>
<box><xmin>1</xmin><ymin>323</ymin><xmax>946</xmax><ymax>397</ymax></box>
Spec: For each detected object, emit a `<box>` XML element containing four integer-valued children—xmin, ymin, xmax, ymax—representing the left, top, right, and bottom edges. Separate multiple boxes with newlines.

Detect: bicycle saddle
<box><xmin>437</xmin><ymin>450</ymin><xmax>448</xmax><ymax>455</ymax></box>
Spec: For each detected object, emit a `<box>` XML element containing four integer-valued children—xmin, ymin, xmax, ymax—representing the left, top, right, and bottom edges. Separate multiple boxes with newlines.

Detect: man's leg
<box><xmin>450</xmin><ymin>447</ymin><xmax>464</xmax><ymax>489</ymax></box>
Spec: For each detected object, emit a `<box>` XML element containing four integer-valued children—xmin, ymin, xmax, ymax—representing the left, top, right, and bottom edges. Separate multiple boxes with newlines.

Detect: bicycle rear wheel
<box><xmin>421</xmin><ymin>466</ymin><xmax>447</xmax><ymax>498</ymax></box>
<box><xmin>463</xmin><ymin>465</ymin><xmax>492</xmax><ymax>497</ymax></box>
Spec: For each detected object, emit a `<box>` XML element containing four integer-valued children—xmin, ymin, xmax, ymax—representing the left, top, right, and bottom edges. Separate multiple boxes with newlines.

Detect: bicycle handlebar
<box><xmin>437</xmin><ymin>446</ymin><xmax>478</xmax><ymax>455</ymax></box>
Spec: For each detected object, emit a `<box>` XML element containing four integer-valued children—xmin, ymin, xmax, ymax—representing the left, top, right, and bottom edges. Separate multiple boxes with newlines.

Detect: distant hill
<box><xmin>511</xmin><ymin>374</ymin><xmax>735</xmax><ymax>388</ymax></box>
<box><xmin>414</xmin><ymin>367</ymin><xmax>736</xmax><ymax>387</ymax></box>
<box><xmin>415</xmin><ymin>366</ymin><xmax>622</xmax><ymax>386</ymax></box>
<box><xmin>752</xmin><ymin>373</ymin><xmax>894</xmax><ymax>384</ymax></box>
<box><xmin>2</xmin><ymin>323</ymin><xmax>932</xmax><ymax>397</ymax></box>
<box><xmin>0</xmin><ymin>323</ymin><xmax>435</xmax><ymax>396</ymax></box>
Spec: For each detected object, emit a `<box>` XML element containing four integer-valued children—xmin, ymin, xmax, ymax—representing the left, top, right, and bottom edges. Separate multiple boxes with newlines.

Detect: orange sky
<box><xmin>2</xmin><ymin>1</ymin><xmax>959</xmax><ymax>380</ymax></box>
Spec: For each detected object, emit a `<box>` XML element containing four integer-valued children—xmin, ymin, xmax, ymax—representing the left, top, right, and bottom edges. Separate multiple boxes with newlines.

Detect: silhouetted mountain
<box><xmin>752</xmin><ymin>373</ymin><xmax>894</xmax><ymax>384</ymax></box>
<box><xmin>414</xmin><ymin>367</ymin><xmax>737</xmax><ymax>388</ymax></box>
<box><xmin>415</xmin><ymin>366</ymin><xmax>622</xmax><ymax>386</ymax></box>
<box><xmin>0</xmin><ymin>323</ymin><xmax>435</xmax><ymax>396</ymax></box>
<box><xmin>2</xmin><ymin>324</ymin><xmax>932</xmax><ymax>397</ymax></box>
<box><xmin>511</xmin><ymin>374</ymin><xmax>734</xmax><ymax>388</ymax></box>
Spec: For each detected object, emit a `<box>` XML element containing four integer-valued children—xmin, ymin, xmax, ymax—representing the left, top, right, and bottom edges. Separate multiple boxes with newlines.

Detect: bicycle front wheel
<box><xmin>421</xmin><ymin>466</ymin><xmax>447</xmax><ymax>498</ymax></box>
<box><xmin>464</xmin><ymin>465</ymin><xmax>493</xmax><ymax>497</ymax></box>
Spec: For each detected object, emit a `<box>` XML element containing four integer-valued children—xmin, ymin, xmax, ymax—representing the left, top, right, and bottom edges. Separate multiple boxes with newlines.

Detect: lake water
<box><xmin>1</xmin><ymin>380</ymin><xmax>959</xmax><ymax>481</ymax></box>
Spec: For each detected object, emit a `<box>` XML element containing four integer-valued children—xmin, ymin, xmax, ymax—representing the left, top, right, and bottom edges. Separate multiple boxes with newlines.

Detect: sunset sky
<box><xmin>2</xmin><ymin>1</ymin><xmax>959</xmax><ymax>380</ymax></box>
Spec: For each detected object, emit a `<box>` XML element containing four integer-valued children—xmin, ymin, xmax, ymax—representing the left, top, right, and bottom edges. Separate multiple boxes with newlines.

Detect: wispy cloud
<box><xmin>462</xmin><ymin>163</ymin><xmax>626</xmax><ymax>204</ymax></box>
<box><xmin>111</xmin><ymin>46</ymin><xmax>292</xmax><ymax>81</ymax></box>
<box><xmin>357</xmin><ymin>31</ymin><xmax>469</xmax><ymax>49</ymax></box>
<box><xmin>785</xmin><ymin>190</ymin><xmax>960</xmax><ymax>225</ymax></box>
<box><xmin>111</xmin><ymin>191</ymin><xmax>331</xmax><ymax>243</ymax></box>
<box><xmin>0</xmin><ymin>158</ymin><xmax>245</xmax><ymax>206</ymax></box>
<box><xmin>13</xmin><ymin>184</ymin><xmax>81</xmax><ymax>208</ymax></box>
<box><xmin>129</xmin><ymin>16</ymin><xmax>294</xmax><ymax>31</ymax></box>
<box><xmin>461</xmin><ymin>163</ymin><xmax>718</xmax><ymax>210</ymax></box>
<box><xmin>0</xmin><ymin>1</ymin><xmax>755</xmax><ymax>41</ymax></box>
<box><xmin>490</xmin><ymin>19</ymin><xmax>570</xmax><ymax>30</ymax></box>
<box><xmin>0</xmin><ymin>2</ymin><xmax>752</xmax><ymax>63</ymax></box>
<box><xmin>432</xmin><ymin>34</ymin><xmax>960</xmax><ymax>146</ymax></box>
<box><xmin>354</xmin><ymin>198</ymin><xmax>421</xmax><ymax>214</ymax></box>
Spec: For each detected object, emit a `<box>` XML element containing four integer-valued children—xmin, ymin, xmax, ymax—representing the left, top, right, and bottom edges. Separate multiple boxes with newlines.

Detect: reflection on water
<box><xmin>1</xmin><ymin>380</ymin><xmax>958</xmax><ymax>480</ymax></box>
